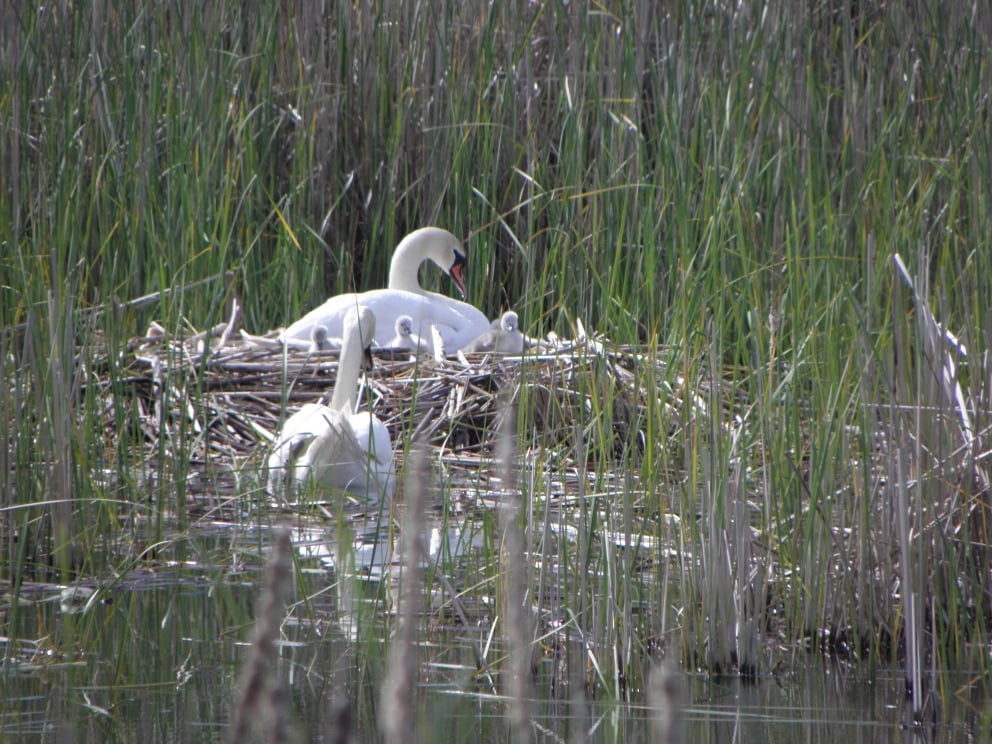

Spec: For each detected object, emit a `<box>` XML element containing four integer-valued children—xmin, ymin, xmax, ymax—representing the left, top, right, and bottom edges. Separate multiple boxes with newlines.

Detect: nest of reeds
<box><xmin>113</xmin><ymin>315</ymin><xmax>714</xmax><ymax>491</ymax></box>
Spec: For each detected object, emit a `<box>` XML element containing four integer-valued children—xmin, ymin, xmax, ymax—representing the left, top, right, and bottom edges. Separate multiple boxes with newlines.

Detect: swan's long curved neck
<box><xmin>387</xmin><ymin>242</ymin><xmax>424</xmax><ymax>293</ymax></box>
<box><xmin>330</xmin><ymin>333</ymin><xmax>364</xmax><ymax>413</ymax></box>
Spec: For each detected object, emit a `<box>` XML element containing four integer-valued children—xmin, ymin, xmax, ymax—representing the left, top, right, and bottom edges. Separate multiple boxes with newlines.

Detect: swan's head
<box><xmin>392</xmin><ymin>227</ymin><xmax>469</xmax><ymax>298</ymax></box>
<box><xmin>395</xmin><ymin>315</ymin><xmax>414</xmax><ymax>336</ymax></box>
<box><xmin>344</xmin><ymin>305</ymin><xmax>377</xmax><ymax>370</ymax></box>
<box><xmin>500</xmin><ymin>311</ymin><xmax>519</xmax><ymax>333</ymax></box>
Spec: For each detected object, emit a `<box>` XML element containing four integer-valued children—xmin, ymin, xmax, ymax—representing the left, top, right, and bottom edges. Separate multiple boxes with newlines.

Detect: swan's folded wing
<box><xmin>343</xmin><ymin>412</ymin><xmax>395</xmax><ymax>500</ymax></box>
<box><xmin>291</xmin><ymin>411</ymin><xmax>394</xmax><ymax>501</ymax></box>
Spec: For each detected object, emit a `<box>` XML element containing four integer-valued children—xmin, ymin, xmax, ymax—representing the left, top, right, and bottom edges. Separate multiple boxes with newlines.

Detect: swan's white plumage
<box><xmin>460</xmin><ymin>310</ymin><xmax>526</xmax><ymax>354</ymax></box>
<box><xmin>279</xmin><ymin>227</ymin><xmax>489</xmax><ymax>352</ymax></box>
<box><xmin>267</xmin><ymin>306</ymin><xmax>394</xmax><ymax>502</ymax></box>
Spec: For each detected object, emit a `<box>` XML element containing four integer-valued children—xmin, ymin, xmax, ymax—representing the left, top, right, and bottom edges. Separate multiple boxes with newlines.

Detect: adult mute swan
<box><xmin>267</xmin><ymin>306</ymin><xmax>394</xmax><ymax>502</ymax></box>
<box><xmin>461</xmin><ymin>310</ymin><xmax>526</xmax><ymax>354</ymax></box>
<box><xmin>279</xmin><ymin>227</ymin><xmax>490</xmax><ymax>352</ymax></box>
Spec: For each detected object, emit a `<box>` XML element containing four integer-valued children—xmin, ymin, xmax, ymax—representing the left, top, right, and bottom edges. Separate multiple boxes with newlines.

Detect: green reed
<box><xmin>3</xmin><ymin>3</ymin><xmax>992</xmax><ymax>734</ymax></box>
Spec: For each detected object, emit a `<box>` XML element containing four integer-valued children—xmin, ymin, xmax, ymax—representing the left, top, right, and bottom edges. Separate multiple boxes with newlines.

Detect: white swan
<box><xmin>267</xmin><ymin>306</ymin><xmax>394</xmax><ymax>502</ymax></box>
<box><xmin>461</xmin><ymin>311</ymin><xmax>526</xmax><ymax>354</ymax></box>
<box><xmin>279</xmin><ymin>227</ymin><xmax>490</xmax><ymax>352</ymax></box>
<box><xmin>385</xmin><ymin>314</ymin><xmax>427</xmax><ymax>353</ymax></box>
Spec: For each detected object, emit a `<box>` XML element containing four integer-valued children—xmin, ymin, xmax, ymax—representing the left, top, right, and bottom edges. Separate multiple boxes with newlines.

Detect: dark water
<box><xmin>0</xmin><ymin>515</ymin><xmax>986</xmax><ymax>742</ymax></box>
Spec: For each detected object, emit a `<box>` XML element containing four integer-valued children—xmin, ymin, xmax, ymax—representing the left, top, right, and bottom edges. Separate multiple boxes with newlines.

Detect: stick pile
<box><xmin>115</xmin><ymin>320</ymin><xmax>712</xmax><ymax>490</ymax></box>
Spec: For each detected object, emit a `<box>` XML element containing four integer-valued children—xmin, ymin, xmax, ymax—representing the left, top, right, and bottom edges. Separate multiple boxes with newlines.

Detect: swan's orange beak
<box><xmin>362</xmin><ymin>346</ymin><xmax>374</xmax><ymax>372</ymax></box>
<box><xmin>449</xmin><ymin>252</ymin><xmax>468</xmax><ymax>298</ymax></box>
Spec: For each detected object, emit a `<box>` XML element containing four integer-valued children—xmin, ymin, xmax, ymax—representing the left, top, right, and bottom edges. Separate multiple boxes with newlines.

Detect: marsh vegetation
<box><xmin>2</xmin><ymin>1</ymin><xmax>991</xmax><ymax>740</ymax></box>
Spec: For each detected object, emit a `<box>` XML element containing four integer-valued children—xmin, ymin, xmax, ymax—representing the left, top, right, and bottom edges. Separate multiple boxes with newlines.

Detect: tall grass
<box><xmin>3</xmin><ymin>0</ymin><xmax>992</xmax><ymax>730</ymax></box>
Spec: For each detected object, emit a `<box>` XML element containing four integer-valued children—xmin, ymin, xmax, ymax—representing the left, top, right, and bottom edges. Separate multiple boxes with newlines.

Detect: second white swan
<box><xmin>267</xmin><ymin>306</ymin><xmax>394</xmax><ymax>502</ymax></box>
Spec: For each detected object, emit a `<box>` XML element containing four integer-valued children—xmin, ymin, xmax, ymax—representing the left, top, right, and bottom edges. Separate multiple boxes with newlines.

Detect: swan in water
<box><xmin>267</xmin><ymin>306</ymin><xmax>394</xmax><ymax>502</ymax></box>
<box><xmin>460</xmin><ymin>310</ymin><xmax>526</xmax><ymax>354</ymax></box>
<box><xmin>385</xmin><ymin>314</ymin><xmax>427</xmax><ymax>354</ymax></box>
<box><xmin>279</xmin><ymin>227</ymin><xmax>490</xmax><ymax>353</ymax></box>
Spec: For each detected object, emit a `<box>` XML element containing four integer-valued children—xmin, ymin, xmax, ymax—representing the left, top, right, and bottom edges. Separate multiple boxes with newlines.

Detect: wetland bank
<box><xmin>3</xmin><ymin>1</ymin><xmax>992</xmax><ymax>741</ymax></box>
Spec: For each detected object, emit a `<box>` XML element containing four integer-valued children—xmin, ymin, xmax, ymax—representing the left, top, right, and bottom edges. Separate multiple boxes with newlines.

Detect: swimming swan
<box><xmin>460</xmin><ymin>310</ymin><xmax>526</xmax><ymax>354</ymax></box>
<box><xmin>267</xmin><ymin>306</ymin><xmax>394</xmax><ymax>502</ymax></box>
<box><xmin>279</xmin><ymin>227</ymin><xmax>490</xmax><ymax>352</ymax></box>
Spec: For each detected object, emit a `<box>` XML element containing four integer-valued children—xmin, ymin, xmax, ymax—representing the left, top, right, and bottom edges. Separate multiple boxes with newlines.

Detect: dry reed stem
<box><xmin>231</xmin><ymin>527</ymin><xmax>294</xmax><ymax>743</ymax></box>
<box><xmin>647</xmin><ymin>662</ymin><xmax>685</xmax><ymax>744</ymax></box>
<box><xmin>888</xmin><ymin>252</ymin><xmax>992</xmax><ymax>715</ymax></box>
<box><xmin>496</xmin><ymin>397</ymin><xmax>534</xmax><ymax>741</ymax></box>
<box><xmin>380</xmin><ymin>444</ymin><xmax>428</xmax><ymax>743</ymax></box>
